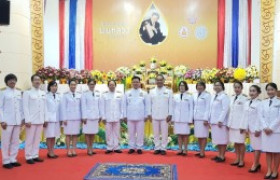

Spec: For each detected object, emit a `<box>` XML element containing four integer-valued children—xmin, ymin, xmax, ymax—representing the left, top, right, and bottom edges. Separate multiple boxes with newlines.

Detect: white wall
<box><xmin>0</xmin><ymin>0</ymin><xmax>32</xmax><ymax>89</ymax></box>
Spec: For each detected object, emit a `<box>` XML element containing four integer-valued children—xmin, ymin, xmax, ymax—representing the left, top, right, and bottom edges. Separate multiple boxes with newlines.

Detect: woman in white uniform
<box><xmin>193</xmin><ymin>82</ymin><xmax>211</xmax><ymax>158</ymax></box>
<box><xmin>44</xmin><ymin>81</ymin><xmax>61</xmax><ymax>159</ymax></box>
<box><xmin>172</xmin><ymin>81</ymin><xmax>193</xmax><ymax>156</ymax></box>
<box><xmin>61</xmin><ymin>79</ymin><xmax>82</xmax><ymax>157</ymax></box>
<box><xmin>209</xmin><ymin>80</ymin><xmax>230</xmax><ymax>163</ymax></box>
<box><xmin>261</xmin><ymin>83</ymin><xmax>280</xmax><ymax>179</ymax></box>
<box><xmin>227</xmin><ymin>81</ymin><xmax>247</xmax><ymax>167</ymax></box>
<box><xmin>240</xmin><ymin>85</ymin><xmax>262</xmax><ymax>173</ymax></box>
<box><xmin>81</xmin><ymin>79</ymin><xmax>101</xmax><ymax>156</ymax></box>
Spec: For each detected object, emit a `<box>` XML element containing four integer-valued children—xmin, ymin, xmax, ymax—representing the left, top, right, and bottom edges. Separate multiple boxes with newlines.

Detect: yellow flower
<box><xmin>234</xmin><ymin>68</ymin><xmax>247</xmax><ymax>81</ymax></box>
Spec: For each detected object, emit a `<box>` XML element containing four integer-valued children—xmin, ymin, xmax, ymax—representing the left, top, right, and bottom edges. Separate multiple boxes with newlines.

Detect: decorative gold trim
<box><xmin>30</xmin><ymin>0</ymin><xmax>44</xmax><ymax>73</ymax></box>
<box><xmin>260</xmin><ymin>0</ymin><xmax>275</xmax><ymax>82</ymax></box>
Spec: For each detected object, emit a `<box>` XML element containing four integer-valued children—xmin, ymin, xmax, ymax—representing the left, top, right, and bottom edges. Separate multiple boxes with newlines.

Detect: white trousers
<box><xmin>128</xmin><ymin>120</ymin><xmax>144</xmax><ymax>149</ymax></box>
<box><xmin>25</xmin><ymin>124</ymin><xmax>43</xmax><ymax>160</ymax></box>
<box><xmin>1</xmin><ymin>125</ymin><xmax>21</xmax><ymax>165</ymax></box>
<box><xmin>152</xmin><ymin>120</ymin><xmax>168</xmax><ymax>150</ymax></box>
<box><xmin>105</xmin><ymin>122</ymin><xmax>120</xmax><ymax>151</ymax></box>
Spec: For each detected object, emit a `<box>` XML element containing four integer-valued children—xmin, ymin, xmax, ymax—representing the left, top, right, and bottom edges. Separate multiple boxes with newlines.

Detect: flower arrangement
<box><xmin>36</xmin><ymin>66</ymin><xmax>58</xmax><ymax>82</ymax></box>
<box><xmin>234</xmin><ymin>68</ymin><xmax>247</xmax><ymax>81</ymax></box>
<box><xmin>106</xmin><ymin>71</ymin><xmax>116</xmax><ymax>81</ymax></box>
<box><xmin>90</xmin><ymin>70</ymin><xmax>103</xmax><ymax>83</ymax></box>
<box><xmin>150</xmin><ymin>57</ymin><xmax>157</xmax><ymax>64</ymax></box>
<box><xmin>166</xmin><ymin>65</ymin><xmax>173</xmax><ymax>71</ymax></box>
<box><xmin>139</xmin><ymin>61</ymin><xmax>146</xmax><ymax>67</ymax></box>
<box><xmin>174</xmin><ymin>65</ymin><xmax>188</xmax><ymax>78</ymax></box>
<box><xmin>159</xmin><ymin>60</ymin><xmax>167</xmax><ymax>67</ymax></box>
<box><xmin>115</xmin><ymin>67</ymin><xmax>130</xmax><ymax>81</ymax></box>
<box><xmin>245</xmin><ymin>66</ymin><xmax>259</xmax><ymax>82</ymax></box>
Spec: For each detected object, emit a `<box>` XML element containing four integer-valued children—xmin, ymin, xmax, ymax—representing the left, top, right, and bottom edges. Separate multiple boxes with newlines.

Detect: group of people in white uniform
<box><xmin>1</xmin><ymin>73</ymin><xmax>280</xmax><ymax>179</ymax></box>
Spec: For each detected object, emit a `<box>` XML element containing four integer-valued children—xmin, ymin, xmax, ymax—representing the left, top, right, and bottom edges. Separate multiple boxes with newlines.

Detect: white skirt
<box><xmin>44</xmin><ymin>122</ymin><xmax>60</xmax><ymax>138</ymax></box>
<box><xmin>63</xmin><ymin>120</ymin><xmax>81</xmax><ymax>135</ymax></box>
<box><xmin>174</xmin><ymin>122</ymin><xmax>190</xmax><ymax>135</ymax></box>
<box><xmin>261</xmin><ymin>133</ymin><xmax>280</xmax><ymax>153</ymax></box>
<box><xmin>211</xmin><ymin>125</ymin><xmax>229</xmax><ymax>145</ymax></box>
<box><xmin>249</xmin><ymin>132</ymin><xmax>262</xmax><ymax>151</ymax></box>
<box><xmin>229</xmin><ymin>128</ymin><xmax>246</xmax><ymax>143</ymax></box>
<box><xmin>194</xmin><ymin>120</ymin><xmax>209</xmax><ymax>138</ymax></box>
<box><xmin>83</xmin><ymin>119</ymin><xmax>99</xmax><ymax>134</ymax></box>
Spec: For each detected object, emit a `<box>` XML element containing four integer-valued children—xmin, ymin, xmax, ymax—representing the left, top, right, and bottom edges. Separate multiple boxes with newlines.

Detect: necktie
<box><xmin>53</xmin><ymin>94</ymin><xmax>56</xmax><ymax>99</ymax></box>
<box><xmin>92</xmin><ymin>92</ymin><xmax>95</xmax><ymax>97</ymax></box>
<box><xmin>269</xmin><ymin>99</ymin><xmax>272</xmax><ymax>107</ymax></box>
<box><xmin>73</xmin><ymin>93</ymin><xmax>75</xmax><ymax>98</ymax></box>
<box><xmin>249</xmin><ymin>100</ymin><xmax>253</xmax><ymax>106</ymax></box>
<box><xmin>198</xmin><ymin>92</ymin><xmax>202</xmax><ymax>97</ymax></box>
<box><xmin>180</xmin><ymin>93</ymin><xmax>183</xmax><ymax>100</ymax></box>
<box><xmin>214</xmin><ymin>94</ymin><xmax>218</xmax><ymax>100</ymax></box>
<box><xmin>234</xmin><ymin>95</ymin><xmax>238</xmax><ymax>102</ymax></box>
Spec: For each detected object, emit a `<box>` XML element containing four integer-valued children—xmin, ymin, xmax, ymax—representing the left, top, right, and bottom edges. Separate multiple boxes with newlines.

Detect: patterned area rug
<box><xmin>84</xmin><ymin>163</ymin><xmax>178</xmax><ymax>180</ymax></box>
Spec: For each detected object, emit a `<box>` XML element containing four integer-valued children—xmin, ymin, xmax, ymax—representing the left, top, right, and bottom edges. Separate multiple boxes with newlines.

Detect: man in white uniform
<box><xmin>23</xmin><ymin>75</ymin><xmax>47</xmax><ymax>164</ymax></box>
<box><xmin>149</xmin><ymin>74</ymin><xmax>173</xmax><ymax>155</ymax></box>
<box><xmin>101</xmin><ymin>80</ymin><xmax>124</xmax><ymax>154</ymax></box>
<box><xmin>123</xmin><ymin>76</ymin><xmax>150</xmax><ymax>154</ymax></box>
<box><xmin>0</xmin><ymin>74</ymin><xmax>24</xmax><ymax>169</ymax></box>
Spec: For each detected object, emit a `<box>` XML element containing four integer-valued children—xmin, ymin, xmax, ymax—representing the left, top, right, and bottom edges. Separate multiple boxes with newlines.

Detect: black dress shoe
<box><xmin>26</xmin><ymin>159</ymin><xmax>35</xmax><ymax>164</ymax></box>
<box><xmin>211</xmin><ymin>156</ymin><xmax>219</xmax><ymax>161</ymax></box>
<box><xmin>176</xmin><ymin>151</ymin><xmax>183</xmax><ymax>156</ymax></box>
<box><xmin>271</xmin><ymin>173</ymin><xmax>278</xmax><ymax>179</ymax></box>
<box><xmin>33</xmin><ymin>158</ymin><xmax>44</xmax><ymax>162</ymax></box>
<box><xmin>137</xmin><ymin>149</ymin><xmax>143</xmax><ymax>154</ymax></box>
<box><xmin>114</xmin><ymin>150</ymin><xmax>122</xmax><ymax>153</ymax></box>
<box><xmin>230</xmin><ymin>162</ymin><xmax>239</xmax><ymax>166</ymax></box>
<box><xmin>195</xmin><ymin>153</ymin><xmax>201</xmax><ymax>157</ymax></box>
<box><xmin>161</xmin><ymin>150</ymin><xmax>166</xmax><ymax>155</ymax></box>
<box><xmin>105</xmin><ymin>150</ymin><xmax>113</xmax><ymax>154</ymax></box>
<box><xmin>199</xmin><ymin>154</ymin><xmax>205</xmax><ymax>158</ymax></box>
<box><xmin>47</xmin><ymin>154</ymin><xmax>57</xmax><ymax>159</ymax></box>
<box><xmin>91</xmin><ymin>152</ymin><xmax>97</xmax><ymax>155</ymax></box>
<box><xmin>11</xmin><ymin>162</ymin><xmax>21</xmax><ymax>167</ymax></box>
<box><xmin>128</xmin><ymin>149</ymin><xmax>135</xmax><ymax>154</ymax></box>
<box><xmin>216</xmin><ymin>157</ymin><xmax>226</xmax><ymax>163</ymax></box>
<box><xmin>181</xmin><ymin>152</ymin><xmax>187</xmax><ymax>156</ymax></box>
<box><xmin>154</xmin><ymin>150</ymin><xmax>161</xmax><ymax>155</ymax></box>
<box><xmin>264</xmin><ymin>173</ymin><xmax>271</xmax><ymax>179</ymax></box>
<box><xmin>248</xmin><ymin>164</ymin><xmax>261</xmax><ymax>173</ymax></box>
<box><xmin>72</xmin><ymin>154</ymin><xmax>77</xmax><ymax>157</ymax></box>
<box><xmin>237</xmin><ymin>163</ymin><xmax>245</xmax><ymax>168</ymax></box>
<box><xmin>3</xmin><ymin>164</ymin><xmax>13</xmax><ymax>169</ymax></box>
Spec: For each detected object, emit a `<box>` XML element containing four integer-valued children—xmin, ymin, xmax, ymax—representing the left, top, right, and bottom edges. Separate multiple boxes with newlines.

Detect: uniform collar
<box><xmin>31</xmin><ymin>87</ymin><xmax>40</xmax><ymax>91</ymax></box>
<box><xmin>216</xmin><ymin>91</ymin><xmax>224</xmax><ymax>96</ymax></box>
<box><xmin>156</xmin><ymin>86</ymin><xmax>166</xmax><ymax>92</ymax></box>
<box><xmin>6</xmin><ymin>87</ymin><xmax>15</xmax><ymax>91</ymax></box>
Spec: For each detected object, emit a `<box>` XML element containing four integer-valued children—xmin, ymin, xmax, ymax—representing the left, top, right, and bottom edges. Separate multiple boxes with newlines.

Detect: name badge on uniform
<box><xmin>183</xmin><ymin>98</ymin><xmax>189</xmax><ymax>101</ymax></box>
<box><xmin>237</xmin><ymin>101</ymin><xmax>243</xmax><ymax>105</ymax></box>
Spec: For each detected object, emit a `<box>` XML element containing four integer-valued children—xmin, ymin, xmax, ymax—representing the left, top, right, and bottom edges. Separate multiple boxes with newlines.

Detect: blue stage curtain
<box><xmin>69</xmin><ymin>0</ymin><xmax>77</xmax><ymax>69</ymax></box>
<box><xmin>231</xmin><ymin>0</ymin><xmax>239</xmax><ymax>68</ymax></box>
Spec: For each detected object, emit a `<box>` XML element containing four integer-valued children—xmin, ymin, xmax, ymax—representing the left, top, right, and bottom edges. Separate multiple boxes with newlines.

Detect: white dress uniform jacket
<box><xmin>45</xmin><ymin>92</ymin><xmax>61</xmax><ymax>123</ymax></box>
<box><xmin>193</xmin><ymin>91</ymin><xmax>211</xmax><ymax>121</ymax></box>
<box><xmin>0</xmin><ymin>87</ymin><xmax>24</xmax><ymax>125</ymax></box>
<box><xmin>123</xmin><ymin>88</ymin><xmax>150</xmax><ymax>121</ymax></box>
<box><xmin>227</xmin><ymin>94</ymin><xmax>248</xmax><ymax>129</ymax></box>
<box><xmin>240</xmin><ymin>98</ymin><xmax>262</xmax><ymax>132</ymax></box>
<box><xmin>172</xmin><ymin>92</ymin><xmax>193</xmax><ymax>123</ymax></box>
<box><xmin>260</xmin><ymin>97</ymin><xmax>280</xmax><ymax>133</ymax></box>
<box><xmin>81</xmin><ymin>90</ymin><xmax>101</xmax><ymax>120</ymax></box>
<box><xmin>209</xmin><ymin>91</ymin><xmax>230</xmax><ymax>125</ymax></box>
<box><xmin>23</xmin><ymin>87</ymin><xmax>47</xmax><ymax>124</ymax></box>
<box><xmin>101</xmin><ymin>91</ymin><xmax>124</xmax><ymax>122</ymax></box>
<box><xmin>61</xmin><ymin>91</ymin><xmax>82</xmax><ymax>121</ymax></box>
<box><xmin>149</xmin><ymin>87</ymin><xmax>173</xmax><ymax>120</ymax></box>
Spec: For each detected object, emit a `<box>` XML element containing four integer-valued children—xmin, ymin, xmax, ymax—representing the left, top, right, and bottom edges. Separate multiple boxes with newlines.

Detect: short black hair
<box><xmin>234</xmin><ymin>81</ymin><xmax>243</xmax><ymax>89</ymax></box>
<box><xmin>250</xmin><ymin>85</ymin><xmax>261</xmax><ymax>94</ymax></box>
<box><xmin>179</xmin><ymin>81</ymin><xmax>189</xmax><ymax>91</ymax></box>
<box><xmin>31</xmin><ymin>74</ymin><xmax>41</xmax><ymax>82</ymax></box>
<box><xmin>196</xmin><ymin>81</ymin><xmax>206</xmax><ymax>90</ymax></box>
<box><xmin>47</xmin><ymin>81</ymin><xmax>57</xmax><ymax>92</ymax></box>
<box><xmin>132</xmin><ymin>76</ymin><xmax>141</xmax><ymax>82</ymax></box>
<box><xmin>107</xmin><ymin>80</ymin><xmax>116</xmax><ymax>86</ymax></box>
<box><xmin>68</xmin><ymin>79</ymin><xmax>77</xmax><ymax>86</ymax></box>
<box><xmin>4</xmin><ymin>73</ymin><xmax>17</xmax><ymax>85</ymax></box>
<box><xmin>214</xmin><ymin>80</ymin><xmax>225</xmax><ymax>90</ymax></box>
<box><xmin>156</xmin><ymin>74</ymin><xmax>165</xmax><ymax>80</ymax></box>
<box><xmin>87</xmin><ymin>79</ymin><xmax>96</xmax><ymax>85</ymax></box>
<box><xmin>266</xmin><ymin>82</ymin><xmax>278</xmax><ymax>91</ymax></box>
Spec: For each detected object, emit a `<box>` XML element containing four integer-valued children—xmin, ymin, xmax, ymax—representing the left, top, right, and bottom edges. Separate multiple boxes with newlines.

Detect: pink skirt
<box><xmin>194</xmin><ymin>120</ymin><xmax>209</xmax><ymax>138</ymax></box>
<box><xmin>249</xmin><ymin>132</ymin><xmax>261</xmax><ymax>151</ymax></box>
<box><xmin>82</xmin><ymin>119</ymin><xmax>99</xmax><ymax>134</ymax></box>
<box><xmin>211</xmin><ymin>125</ymin><xmax>229</xmax><ymax>145</ymax></box>
<box><xmin>44</xmin><ymin>122</ymin><xmax>60</xmax><ymax>138</ymax></box>
<box><xmin>261</xmin><ymin>133</ymin><xmax>280</xmax><ymax>153</ymax></box>
<box><xmin>229</xmin><ymin>128</ymin><xmax>246</xmax><ymax>144</ymax></box>
<box><xmin>63</xmin><ymin>120</ymin><xmax>81</xmax><ymax>135</ymax></box>
<box><xmin>174</xmin><ymin>122</ymin><xmax>190</xmax><ymax>135</ymax></box>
